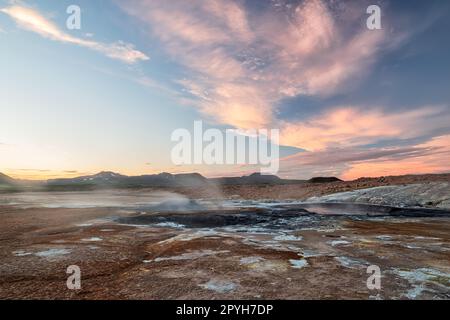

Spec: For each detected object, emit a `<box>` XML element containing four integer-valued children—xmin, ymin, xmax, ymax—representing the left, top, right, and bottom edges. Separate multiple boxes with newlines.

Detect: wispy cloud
<box><xmin>4</xmin><ymin>168</ymin><xmax>87</xmax><ymax>180</ymax></box>
<box><xmin>10</xmin><ymin>168</ymin><xmax>51</xmax><ymax>173</ymax></box>
<box><xmin>278</xmin><ymin>133</ymin><xmax>450</xmax><ymax>180</ymax></box>
<box><xmin>275</xmin><ymin>101</ymin><xmax>450</xmax><ymax>179</ymax></box>
<box><xmin>281</xmin><ymin>105</ymin><xmax>450</xmax><ymax>151</ymax></box>
<box><xmin>341</xmin><ymin>135</ymin><xmax>450</xmax><ymax>179</ymax></box>
<box><xmin>0</xmin><ymin>5</ymin><xmax>149</xmax><ymax>63</ymax></box>
<box><xmin>116</xmin><ymin>0</ymin><xmax>450</xmax><ymax>180</ymax></box>
<box><xmin>119</xmin><ymin>0</ymin><xmax>392</xmax><ymax>128</ymax></box>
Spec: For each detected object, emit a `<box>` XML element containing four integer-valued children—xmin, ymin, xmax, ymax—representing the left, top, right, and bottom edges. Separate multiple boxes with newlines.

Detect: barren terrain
<box><xmin>0</xmin><ymin>176</ymin><xmax>449</xmax><ymax>300</ymax></box>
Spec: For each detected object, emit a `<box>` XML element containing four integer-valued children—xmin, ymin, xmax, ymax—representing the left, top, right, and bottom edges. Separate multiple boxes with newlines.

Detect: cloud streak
<box><xmin>1</xmin><ymin>5</ymin><xmax>149</xmax><ymax>64</ymax></box>
<box><xmin>277</xmin><ymin>103</ymin><xmax>450</xmax><ymax>179</ymax></box>
<box><xmin>278</xmin><ymin>134</ymin><xmax>450</xmax><ymax>180</ymax></box>
<box><xmin>281</xmin><ymin>105</ymin><xmax>450</xmax><ymax>151</ymax></box>
<box><xmin>119</xmin><ymin>0</ymin><xmax>391</xmax><ymax>128</ymax></box>
<box><xmin>341</xmin><ymin>135</ymin><xmax>450</xmax><ymax>180</ymax></box>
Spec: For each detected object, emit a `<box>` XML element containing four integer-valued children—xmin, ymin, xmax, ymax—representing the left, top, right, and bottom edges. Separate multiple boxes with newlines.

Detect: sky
<box><xmin>0</xmin><ymin>0</ymin><xmax>449</xmax><ymax>180</ymax></box>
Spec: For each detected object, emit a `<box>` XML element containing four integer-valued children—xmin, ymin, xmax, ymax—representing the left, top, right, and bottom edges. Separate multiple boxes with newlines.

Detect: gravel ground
<box><xmin>0</xmin><ymin>200</ymin><xmax>449</xmax><ymax>299</ymax></box>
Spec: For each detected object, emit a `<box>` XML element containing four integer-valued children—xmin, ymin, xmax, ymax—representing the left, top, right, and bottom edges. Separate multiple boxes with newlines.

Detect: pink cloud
<box><xmin>1</xmin><ymin>5</ymin><xmax>149</xmax><ymax>64</ymax></box>
<box><xmin>118</xmin><ymin>0</ymin><xmax>449</xmax><ymax>179</ymax></box>
<box><xmin>341</xmin><ymin>135</ymin><xmax>450</xmax><ymax>180</ymax></box>
<box><xmin>202</xmin><ymin>0</ymin><xmax>254</xmax><ymax>42</ymax></box>
<box><xmin>281</xmin><ymin>105</ymin><xmax>450</xmax><ymax>151</ymax></box>
<box><xmin>119</xmin><ymin>0</ymin><xmax>393</xmax><ymax>128</ymax></box>
<box><xmin>277</xmin><ymin>132</ymin><xmax>450</xmax><ymax>180</ymax></box>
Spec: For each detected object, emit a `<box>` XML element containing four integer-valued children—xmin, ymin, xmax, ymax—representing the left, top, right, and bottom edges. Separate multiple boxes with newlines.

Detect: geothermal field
<box><xmin>1</xmin><ymin>177</ymin><xmax>449</xmax><ymax>300</ymax></box>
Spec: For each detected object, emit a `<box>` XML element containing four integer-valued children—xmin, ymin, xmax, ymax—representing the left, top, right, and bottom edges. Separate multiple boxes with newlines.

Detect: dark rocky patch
<box><xmin>308</xmin><ymin>177</ymin><xmax>342</xmax><ymax>183</ymax></box>
<box><xmin>117</xmin><ymin>208</ymin><xmax>312</xmax><ymax>228</ymax></box>
<box><xmin>117</xmin><ymin>203</ymin><xmax>450</xmax><ymax>229</ymax></box>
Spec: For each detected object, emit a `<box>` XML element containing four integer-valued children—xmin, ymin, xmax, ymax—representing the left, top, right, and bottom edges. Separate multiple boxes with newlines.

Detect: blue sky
<box><xmin>0</xmin><ymin>0</ymin><xmax>449</xmax><ymax>180</ymax></box>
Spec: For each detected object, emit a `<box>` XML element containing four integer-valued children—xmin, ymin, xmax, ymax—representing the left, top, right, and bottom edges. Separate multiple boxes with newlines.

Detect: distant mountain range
<box><xmin>47</xmin><ymin>171</ymin><xmax>209</xmax><ymax>188</ymax></box>
<box><xmin>211</xmin><ymin>173</ymin><xmax>289</xmax><ymax>185</ymax></box>
<box><xmin>0</xmin><ymin>171</ymin><xmax>343</xmax><ymax>191</ymax></box>
<box><xmin>46</xmin><ymin>171</ymin><xmax>302</xmax><ymax>188</ymax></box>
<box><xmin>0</xmin><ymin>172</ymin><xmax>16</xmax><ymax>186</ymax></box>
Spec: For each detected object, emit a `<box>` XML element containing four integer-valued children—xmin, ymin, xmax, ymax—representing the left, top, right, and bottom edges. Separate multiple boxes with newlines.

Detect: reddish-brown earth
<box><xmin>169</xmin><ymin>173</ymin><xmax>450</xmax><ymax>200</ymax></box>
<box><xmin>1</xmin><ymin>174</ymin><xmax>449</xmax><ymax>300</ymax></box>
<box><xmin>0</xmin><ymin>204</ymin><xmax>449</xmax><ymax>299</ymax></box>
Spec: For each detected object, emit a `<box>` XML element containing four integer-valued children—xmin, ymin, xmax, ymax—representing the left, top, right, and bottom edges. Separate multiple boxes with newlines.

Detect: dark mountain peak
<box><xmin>249</xmin><ymin>172</ymin><xmax>262</xmax><ymax>177</ymax></box>
<box><xmin>0</xmin><ymin>172</ymin><xmax>12</xmax><ymax>179</ymax></box>
<box><xmin>157</xmin><ymin>172</ymin><xmax>173</xmax><ymax>179</ymax></box>
<box><xmin>173</xmin><ymin>173</ymin><xmax>207</xmax><ymax>186</ymax></box>
<box><xmin>308</xmin><ymin>177</ymin><xmax>342</xmax><ymax>183</ymax></box>
<box><xmin>93</xmin><ymin>171</ymin><xmax>126</xmax><ymax>178</ymax></box>
<box><xmin>211</xmin><ymin>172</ymin><xmax>282</xmax><ymax>185</ymax></box>
<box><xmin>246</xmin><ymin>172</ymin><xmax>281</xmax><ymax>180</ymax></box>
<box><xmin>47</xmin><ymin>171</ymin><xmax>127</xmax><ymax>187</ymax></box>
<box><xmin>175</xmin><ymin>172</ymin><xmax>205</xmax><ymax>179</ymax></box>
<box><xmin>0</xmin><ymin>172</ymin><xmax>15</xmax><ymax>185</ymax></box>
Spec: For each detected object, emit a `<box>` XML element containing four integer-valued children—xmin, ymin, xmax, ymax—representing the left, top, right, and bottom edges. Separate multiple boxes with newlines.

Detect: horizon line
<box><xmin>3</xmin><ymin>169</ymin><xmax>450</xmax><ymax>183</ymax></box>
